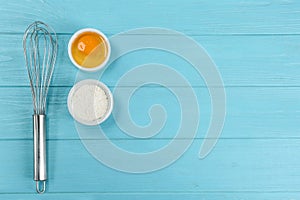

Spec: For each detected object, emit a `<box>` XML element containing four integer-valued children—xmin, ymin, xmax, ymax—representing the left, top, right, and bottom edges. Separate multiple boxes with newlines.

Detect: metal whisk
<box><xmin>23</xmin><ymin>21</ymin><xmax>57</xmax><ymax>194</ymax></box>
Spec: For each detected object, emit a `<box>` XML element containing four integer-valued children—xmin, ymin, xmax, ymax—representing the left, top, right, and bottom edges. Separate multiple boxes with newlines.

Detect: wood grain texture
<box><xmin>0</xmin><ymin>193</ymin><xmax>300</xmax><ymax>200</ymax></box>
<box><xmin>0</xmin><ymin>87</ymin><xmax>299</xmax><ymax>139</ymax></box>
<box><xmin>0</xmin><ymin>34</ymin><xmax>300</xmax><ymax>87</ymax></box>
<box><xmin>0</xmin><ymin>0</ymin><xmax>299</xmax><ymax>199</ymax></box>
<box><xmin>0</xmin><ymin>0</ymin><xmax>299</xmax><ymax>34</ymax></box>
<box><xmin>0</xmin><ymin>139</ymin><xmax>300</xmax><ymax>193</ymax></box>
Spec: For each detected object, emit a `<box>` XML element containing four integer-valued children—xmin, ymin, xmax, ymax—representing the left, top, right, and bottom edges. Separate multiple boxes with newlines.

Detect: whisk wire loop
<box><xmin>23</xmin><ymin>21</ymin><xmax>57</xmax><ymax>115</ymax></box>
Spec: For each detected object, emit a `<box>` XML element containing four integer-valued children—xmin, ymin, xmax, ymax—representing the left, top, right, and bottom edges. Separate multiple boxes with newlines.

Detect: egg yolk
<box><xmin>71</xmin><ymin>32</ymin><xmax>108</xmax><ymax>68</ymax></box>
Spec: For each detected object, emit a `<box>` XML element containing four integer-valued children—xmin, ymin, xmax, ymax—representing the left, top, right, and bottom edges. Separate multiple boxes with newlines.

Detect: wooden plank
<box><xmin>0</xmin><ymin>192</ymin><xmax>299</xmax><ymax>200</ymax></box>
<box><xmin>0</xmin><ymin>0</ymin><xmax>300</xmax><ymax>34</ymax></box>
<box><xmin>0</xmin><ymin>86</ymin><xmax>299</xmax><ymax>139</ymax></box>
<box><xmin>0</xmin><ymin>139</ymin><xmax>300</xmax><ymax>193</ymax></box>
<box><xmin>1</xmin><ymin>34</ymin><xmax>300</xmax><ymax>87</ymax></box>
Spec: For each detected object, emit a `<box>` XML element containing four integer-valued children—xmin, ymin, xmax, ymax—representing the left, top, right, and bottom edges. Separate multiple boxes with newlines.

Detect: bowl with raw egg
<box><xmin>68</xmin><ymin>28</ymin><xmax>111</xmax><ymax>72</ymax></box>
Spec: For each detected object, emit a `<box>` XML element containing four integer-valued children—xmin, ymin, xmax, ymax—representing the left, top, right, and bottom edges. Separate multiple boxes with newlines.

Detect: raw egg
<box><xmin>70</xmin><ymin>31</ymin><xmax>109</xmax><ymax>69</ymax></box>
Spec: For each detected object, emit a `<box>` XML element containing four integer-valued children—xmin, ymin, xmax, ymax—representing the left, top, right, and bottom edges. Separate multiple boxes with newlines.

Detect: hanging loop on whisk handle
<box><xmin>33</xmin><ymin>114</ymin><xmax>47</xmax><ymax>193</ymax></box>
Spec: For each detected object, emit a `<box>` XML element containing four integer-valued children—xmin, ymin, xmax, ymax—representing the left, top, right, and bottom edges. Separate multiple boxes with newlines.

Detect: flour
<box><xmin>70</xmin><ymin>84</ymin><xmax>109</xmax><ymax>122</ymax></box>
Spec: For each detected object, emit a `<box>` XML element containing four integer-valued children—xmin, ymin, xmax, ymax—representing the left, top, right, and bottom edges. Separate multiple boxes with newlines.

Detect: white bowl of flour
<box><xmin>67</xmin><ymin>79</ymin><xmax>113</xmax><ymax>125</ymax></box>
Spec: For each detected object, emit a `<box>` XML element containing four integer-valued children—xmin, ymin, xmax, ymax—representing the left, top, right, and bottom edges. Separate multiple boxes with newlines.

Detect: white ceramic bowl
<box><xmin>67</xmin><ymin>79</ymin><xmax>114</xmax><ymax>125</ymax></box>
<box><xmin>68</xmin><ymin>28</ymin><xmax>111</xmax><ymax>72</ymax></box>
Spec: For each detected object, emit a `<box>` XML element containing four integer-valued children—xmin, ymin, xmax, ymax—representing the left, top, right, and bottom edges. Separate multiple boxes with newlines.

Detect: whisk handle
<box><xmin>33</xmin><ymin>114</ymin><xmax>47</xmax><ymax>193</ymax></box>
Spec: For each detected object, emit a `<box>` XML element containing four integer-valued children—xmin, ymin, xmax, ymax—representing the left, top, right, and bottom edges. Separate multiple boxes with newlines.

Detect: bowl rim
<box><xmin>68</xmin><ymin>28</ymin><xmax>111</xmax><ymax>72</ymax></box>
<box><xmin>67</xmin><ymin>79</ymin><xmax>114</xmax><ymax>125</ymax></box>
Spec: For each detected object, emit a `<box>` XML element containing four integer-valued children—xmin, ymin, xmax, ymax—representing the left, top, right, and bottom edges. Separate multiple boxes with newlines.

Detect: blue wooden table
<box><xmin>1</xmin><ymin>0</ymin><xmax>300</xmax><ymax>199</ymax></box>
